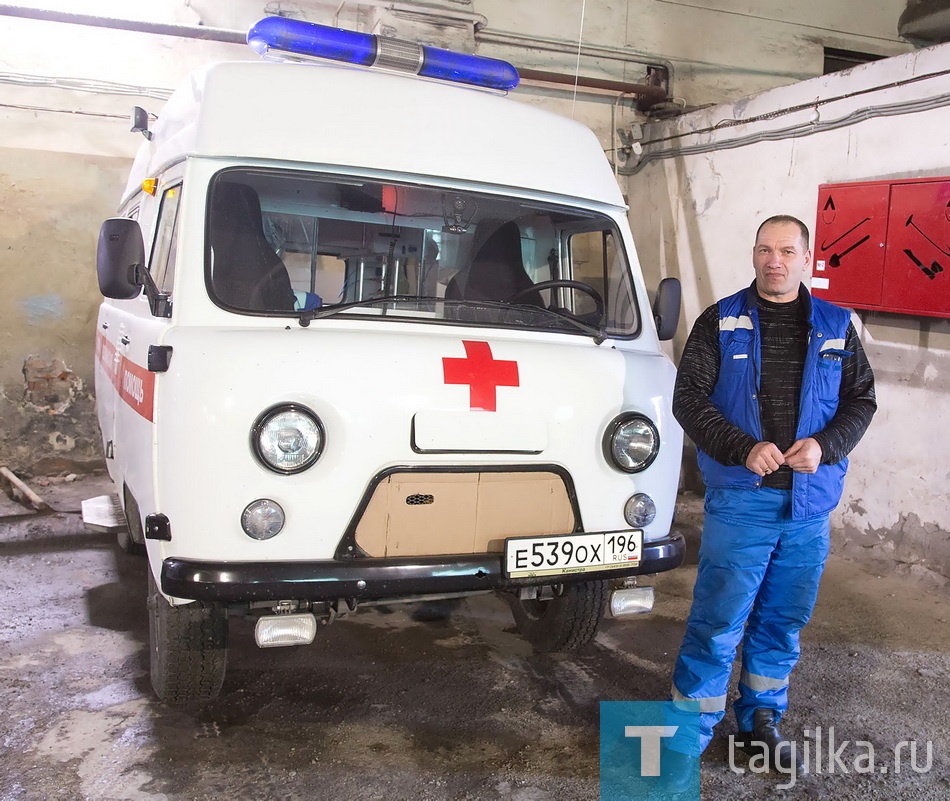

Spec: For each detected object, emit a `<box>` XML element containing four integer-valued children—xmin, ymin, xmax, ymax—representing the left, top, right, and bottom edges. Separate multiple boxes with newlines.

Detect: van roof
<box><xmin>124</xmin><ymin>60</ymin><xmax>626</xmax><ymax>209</ymax></box>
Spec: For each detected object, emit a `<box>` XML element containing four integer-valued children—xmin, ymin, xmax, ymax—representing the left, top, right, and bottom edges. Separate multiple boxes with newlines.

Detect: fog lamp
<box><xmin>255</xmin><ymin>613</ymin><xmax>317</xmax><ymax>647</ymax></box>
<box><xmin>608</xmin><ymin>586</ymin><xmax>655</xmax><ymax>618</ymax></box>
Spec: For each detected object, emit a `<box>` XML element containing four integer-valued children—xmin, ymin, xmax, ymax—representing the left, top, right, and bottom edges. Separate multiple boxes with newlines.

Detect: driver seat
<box><xmin>209</xmin><ymin>182</ymin><xmax>295</xmax><ymax>312</ymax></box>
<box><xmin>446</xmin><ymin>221</ymin><xmax>544</xmax><ymax>307</ymax></box>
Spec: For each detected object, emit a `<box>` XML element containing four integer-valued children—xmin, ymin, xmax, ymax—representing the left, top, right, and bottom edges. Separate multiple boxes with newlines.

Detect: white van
<box><xmin>93</xmin><ymin>17</ymin><xmax>685</xmax><ymax>708</ymax></box>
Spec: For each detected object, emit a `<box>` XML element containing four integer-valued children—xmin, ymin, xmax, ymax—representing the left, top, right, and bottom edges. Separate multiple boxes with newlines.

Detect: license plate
<box><xmin>504</xmin><ymin>530</ymin><xmax>642</xmax><ymax>578</ymax></box>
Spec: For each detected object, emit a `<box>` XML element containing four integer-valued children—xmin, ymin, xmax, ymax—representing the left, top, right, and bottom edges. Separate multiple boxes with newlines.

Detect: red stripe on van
<box><xmin>96</xmin><ymin>331</ymin><xmax>155</xmax><ymax>423</ymax></box>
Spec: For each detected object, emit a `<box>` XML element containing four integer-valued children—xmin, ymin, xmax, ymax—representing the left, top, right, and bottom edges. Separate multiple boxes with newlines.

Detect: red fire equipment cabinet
<box><xmin>813</xmin><ymin>177</ymin><xmax>950</xmax><ymax>319</ymax></box>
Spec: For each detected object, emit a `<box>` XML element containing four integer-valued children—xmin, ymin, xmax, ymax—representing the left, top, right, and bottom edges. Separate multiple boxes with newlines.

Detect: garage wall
<box><xmin>0</xmin><ymin>15</ymin><xmax>245</xmax><ymax>472</ymax></box>
<box><xmin>626</xmin><ymin>42</ymin><xmax>950</xmax><ymax>589</ymax></box>
<box><xmin>0</xmin><ymin>0</ymin><xmax>915</xmax><ymax>474</ymax></box>
<box><xmin>476</xmin><ymin>0</ymin><xmax>910</xmax><ymax>107</ymax></box>
<box><xmin>0</xmin><ymin>149</ymin><xmax>129</xmax><ymax>472</ymax></box>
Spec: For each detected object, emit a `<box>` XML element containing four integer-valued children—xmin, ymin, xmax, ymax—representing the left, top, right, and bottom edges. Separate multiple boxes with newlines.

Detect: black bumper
<box><xmin>162</xmin><ymin>533</ymin><xmax>686</xmax><ymax>603</ymax></box>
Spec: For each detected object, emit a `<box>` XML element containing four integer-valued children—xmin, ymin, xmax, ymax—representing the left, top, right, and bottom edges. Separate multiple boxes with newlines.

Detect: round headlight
<box><xmin>624</xmin><ymin>493</ymin><xmax>657</xmax><ymax>528</ymax></box>
<box><xmin>252</xmin><ymin>404</ymin><xmax>324</xmax><ymax>474</ymax></box>
<box><xmin>604</xmin><ymin>414</ymin><xmax>659</xmax><ymax>473</ymax></box>
<box><xmin>242</xmin><ymin>498</ymin><xmax>285</xmax><ymax>540</ymax></box>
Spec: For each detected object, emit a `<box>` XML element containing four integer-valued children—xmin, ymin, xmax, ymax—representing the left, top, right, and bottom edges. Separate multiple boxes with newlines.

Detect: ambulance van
<box><xmin>94</xmin><ymin>17</ymin><xmax>685</xmax><ymax>708</ymax></box>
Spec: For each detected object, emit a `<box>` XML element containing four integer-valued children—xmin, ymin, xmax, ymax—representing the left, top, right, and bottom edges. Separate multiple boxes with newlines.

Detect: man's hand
<box><xmin>745</xmin><ymin>441</ymin><xmax>785</xmax><ymax>477</ymax></box>
<box><xmin>784</xmin><ymin>437</ymin><xmax>823</xmax><ymax>473</ymax></box>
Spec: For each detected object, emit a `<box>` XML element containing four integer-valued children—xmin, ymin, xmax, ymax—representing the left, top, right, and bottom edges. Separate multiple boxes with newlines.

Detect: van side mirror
<box><xmin>652</xmin><ymin>277</ymin><xmax>681</xmax><ymax>341</ymax></box>
<box><xmin>97</xmin><ymin>218</ymin><xmax>144</xmax><ymax>300</ymax></box>
<box><xmin>96</xmin><ymin>217</ymin><xmax>172</xmax><ymax>317</ymax></box>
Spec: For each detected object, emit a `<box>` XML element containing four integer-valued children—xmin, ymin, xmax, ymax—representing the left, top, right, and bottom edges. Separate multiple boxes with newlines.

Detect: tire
<box><xmin>117</xmin><ymin>525</ymin><xmax>145</xmax><ymax>556</ymax></box>
<box><xmin>148</xmin><ymin>569</ymin><xmax>228</xmax><ymax>709</ymax></box>
<box><xmin>508</xmin><ymin>580</ymin><xmax>608</xmax><ymax>652</ymax></box>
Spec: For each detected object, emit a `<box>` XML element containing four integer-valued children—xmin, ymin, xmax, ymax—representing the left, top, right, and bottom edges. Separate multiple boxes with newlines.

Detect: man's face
<box><xmin>752</xmin><ymin>222</ymin><xmax>811</xmax><ymax>303</ymax></box>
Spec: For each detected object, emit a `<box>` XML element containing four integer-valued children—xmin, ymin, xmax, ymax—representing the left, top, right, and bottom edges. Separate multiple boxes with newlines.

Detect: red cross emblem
<box><xmin>442</xmin><ymin>340</ymin><xmax>519</xmax><ymax>412</ymax></box>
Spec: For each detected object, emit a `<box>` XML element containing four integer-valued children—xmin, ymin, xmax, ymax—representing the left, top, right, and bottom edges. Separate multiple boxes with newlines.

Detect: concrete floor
<box><xmin>0</xmin><ymin>473</ymin><xmax>948</xmax><ymax>801</ymax></box>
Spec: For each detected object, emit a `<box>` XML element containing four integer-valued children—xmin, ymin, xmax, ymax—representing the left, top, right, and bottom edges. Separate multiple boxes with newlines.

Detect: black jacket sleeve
<box><xmin>671</xmin><ymin>303</ymin><xmax>759</xmax><ymax>467</ymax></box>
<box><xmin>811</xmin><ymin>322</ymin><xmax>877</xmax><ymax>464</ymax></box>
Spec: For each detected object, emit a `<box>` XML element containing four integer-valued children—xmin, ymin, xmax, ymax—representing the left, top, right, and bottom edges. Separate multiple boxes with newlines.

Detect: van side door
<box><xmin>111</xmin><ymin>175</ymin><xmax>183</xmax><ymax>519</ymax></box>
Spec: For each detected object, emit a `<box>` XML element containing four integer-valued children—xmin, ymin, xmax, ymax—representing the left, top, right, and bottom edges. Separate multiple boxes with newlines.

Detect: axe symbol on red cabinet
<box><xmin>906</xmin><ymin>214</ymin><xmax>950</xmax><ymax>258</ymax></box>
<box><xmin>904</xmin><ymin>248</ymin><xmax>945</xmax><ymax>280</ymax></box>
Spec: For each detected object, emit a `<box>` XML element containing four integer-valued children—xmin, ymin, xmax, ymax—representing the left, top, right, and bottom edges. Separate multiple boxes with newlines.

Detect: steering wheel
<box><xmin>508</xmin><ymin>279</ymin><xmax>605</xmax><ymax>319</ymax></box>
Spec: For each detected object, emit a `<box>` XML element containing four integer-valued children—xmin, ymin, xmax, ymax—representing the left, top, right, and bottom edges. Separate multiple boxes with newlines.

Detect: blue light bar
<box><xmin>247</xmin><ymin>17</ymin><xmax>375</xmax><ymax>66</ymax></box>
<box><xmin>246</xmin><ymin>16</ymin><xmax>519</xmax><ymax>92</ymax></box>
<box><xmin>420</xmin><ymin>44</ymin><xmax>519</xmax><ymax>91</ymax></box>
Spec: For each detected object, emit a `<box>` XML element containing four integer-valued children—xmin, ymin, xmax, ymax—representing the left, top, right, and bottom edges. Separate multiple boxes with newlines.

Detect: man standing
<box><xmin>666</xmin><ymin>215</ymin><xmax>876</xmax><ymax>775</ymax></box>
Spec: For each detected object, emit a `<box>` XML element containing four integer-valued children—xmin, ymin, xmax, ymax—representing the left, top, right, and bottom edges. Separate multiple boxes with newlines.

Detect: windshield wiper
<box><xmin>517</xmin><ymin>305</ymin><xmax>607</xmax><ymax>343</ymax></box>
<box><xmin>298</xmin><ymin>294</ymin><xmax>607</xmax><ymax>343</ymax></box>
<box><xmin>298</xmin><ymin>295</ymin><xmax>440</xmax><ymax>326</ymax></box>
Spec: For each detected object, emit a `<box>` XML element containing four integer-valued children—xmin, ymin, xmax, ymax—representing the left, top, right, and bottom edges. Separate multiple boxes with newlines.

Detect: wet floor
<box><xmin>0</xmin><ymin>474</ymin><xmax>948</xmax><ymax>800</ymax></box>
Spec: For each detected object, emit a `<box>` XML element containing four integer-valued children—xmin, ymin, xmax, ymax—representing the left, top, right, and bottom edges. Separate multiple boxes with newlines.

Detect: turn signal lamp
<box><xmin>142</xmin><ymin>178</ymin><xmax>157</xmax><ymax>196</ymax></box>
<box><xmin>624</xmin><ymin>493</ymin><xmax>657</xmax><ymax>528</ymax></box>
<box><xmin>241</xmin><ymin>498</ymin><xmax>285</xmax><ymax>540</ymax></box>
<box><xmin>246</xmin><ymin>16</ymin><xmax>520</xmax><ymax>92</ymax></box>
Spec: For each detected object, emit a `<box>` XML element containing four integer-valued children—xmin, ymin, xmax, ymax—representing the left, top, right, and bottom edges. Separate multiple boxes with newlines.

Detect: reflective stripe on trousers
<box><xmin>671</xmin><ymin>487</ymin><xmax>830</xmax><ymax>753</ymax></box>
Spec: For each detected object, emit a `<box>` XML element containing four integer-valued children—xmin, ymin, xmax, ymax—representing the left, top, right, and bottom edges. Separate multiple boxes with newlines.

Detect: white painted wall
<box><xmin>627</xmin><ymin>42</ymin><xmax>950</xmax><ymax>588</ymax></box>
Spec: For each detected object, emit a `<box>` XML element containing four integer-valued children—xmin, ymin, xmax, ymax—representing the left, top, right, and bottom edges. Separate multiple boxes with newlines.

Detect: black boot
<box><xmin>736</xmin><ymin>708</ymin><xmax>805</xmax><ymax>776</ymax></box>
<box><xmin>656</xmin><ymin>744</ymin><xmax>700</xmax><ymax>796</ymax></box>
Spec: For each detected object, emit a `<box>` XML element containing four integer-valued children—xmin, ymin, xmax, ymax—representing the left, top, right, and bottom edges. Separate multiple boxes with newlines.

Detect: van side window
<box><xmin>569</xmin><ymin>230</ymin><xmax>636</xmax><ymax>331</ymax></box>
<box><xmin>150</xmin><ymin>185</ymin><xmax>182</xmax><ymax>294</ymax></box>
<box><xmin>568</xmin><ymin>230</ymin><xmax>608</xmax><ymax>316</ymax></box>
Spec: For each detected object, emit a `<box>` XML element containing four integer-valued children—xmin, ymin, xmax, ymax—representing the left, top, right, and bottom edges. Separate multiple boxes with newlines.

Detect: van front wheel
<box><xmin>508</xmin><ymin>580</ymin><xmax>608</xmax><ymax>652</ymax></box>
<box><xmin>148</xmin><ymin>570</ymin><xmax>228</xmax><ymax>709</ymax></box>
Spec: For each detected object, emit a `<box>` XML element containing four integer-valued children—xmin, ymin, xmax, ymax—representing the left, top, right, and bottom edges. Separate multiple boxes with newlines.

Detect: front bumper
<box><xmin>161</xmin><ymin>532</ymin><xmax>686</xmax><ymax>603</ymax></box>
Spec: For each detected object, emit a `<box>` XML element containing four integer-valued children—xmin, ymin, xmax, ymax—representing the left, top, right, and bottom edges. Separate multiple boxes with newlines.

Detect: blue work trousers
<box><xmin>670</xmin><ymin>487</ymin><xmax>830</xmax><ymax>754</ymax></box>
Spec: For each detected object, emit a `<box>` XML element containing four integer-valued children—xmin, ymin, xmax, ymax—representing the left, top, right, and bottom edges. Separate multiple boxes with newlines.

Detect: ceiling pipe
<box><xmin>518</xmin><ymin>67</ymin><xmax>668</xmax><ymax>105</ymax></box>
<box><xmin>477</xmin><ymin>28</ymin><xmax>674</xmax><ymax>97</ymax></box>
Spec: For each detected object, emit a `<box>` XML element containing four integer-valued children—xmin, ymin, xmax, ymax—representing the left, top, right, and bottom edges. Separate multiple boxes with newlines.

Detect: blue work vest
<box><xmin>696</xmin><ymin>285</ymin><xmax>853</xmax><ymax>520</ymax></box>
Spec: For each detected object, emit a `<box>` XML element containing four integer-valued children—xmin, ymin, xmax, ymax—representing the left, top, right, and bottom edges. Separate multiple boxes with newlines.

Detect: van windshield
<box><xmin>206</xmin><ymin>168</ymin><xmax>640</xmax><ymax>337</ymax></box>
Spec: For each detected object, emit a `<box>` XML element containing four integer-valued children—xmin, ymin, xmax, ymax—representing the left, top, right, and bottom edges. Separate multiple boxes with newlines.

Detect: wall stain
<box><xmin>21</xmin><ymin>295</ymin><xmax>65</xmax><ymax>325</ymax></box>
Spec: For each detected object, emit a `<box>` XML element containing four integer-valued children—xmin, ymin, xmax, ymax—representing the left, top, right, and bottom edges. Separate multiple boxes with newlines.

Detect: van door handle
<box><xmin>119</xmin><ymin>335</ymin><xmax>131</xmax><ymax>346</ymax></box>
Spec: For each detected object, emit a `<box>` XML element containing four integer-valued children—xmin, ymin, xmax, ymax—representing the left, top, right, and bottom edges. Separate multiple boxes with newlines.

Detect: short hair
<box><xmin>755</xmin><ymin>215</ymin><xmax>810</xmax><ymax>251</ymax></box>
